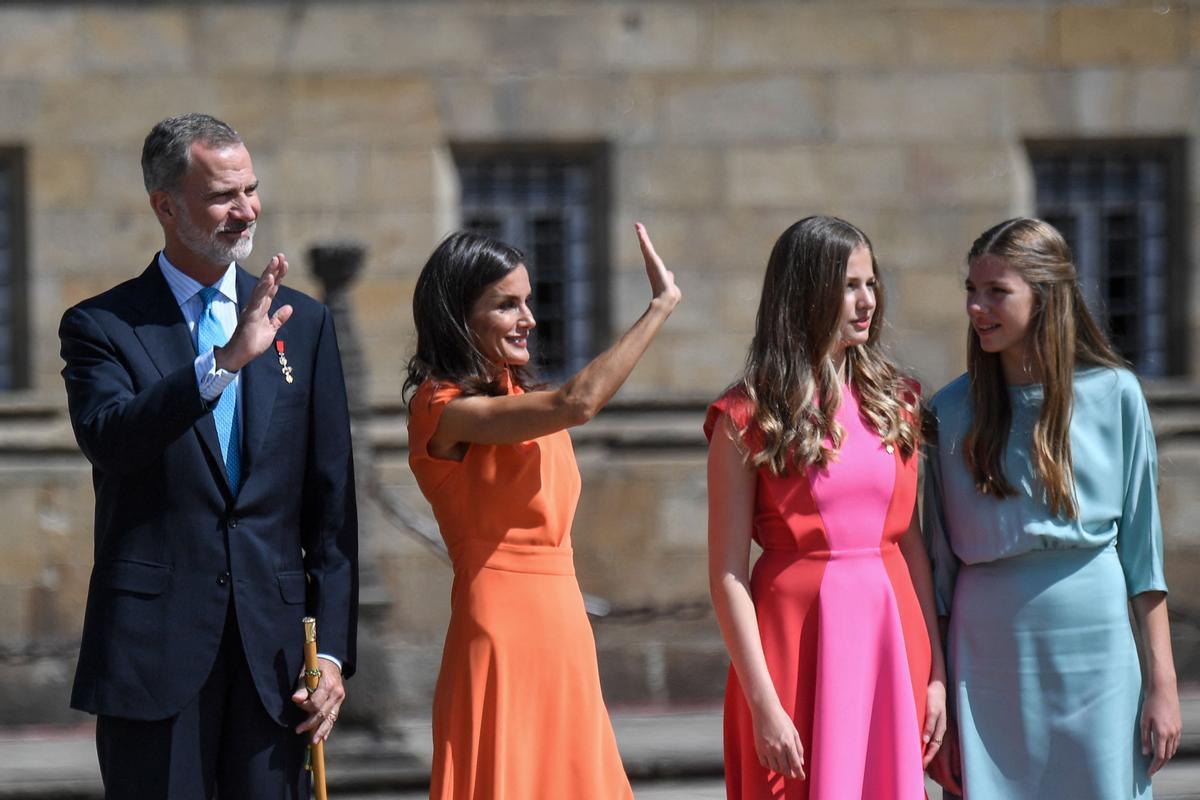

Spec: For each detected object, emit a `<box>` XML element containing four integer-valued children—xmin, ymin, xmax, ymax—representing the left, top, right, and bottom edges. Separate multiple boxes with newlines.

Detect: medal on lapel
<box><xmin>275</xmin><ymin>340</ymin><xmax>294</xmax><ymax>384</ymax></box>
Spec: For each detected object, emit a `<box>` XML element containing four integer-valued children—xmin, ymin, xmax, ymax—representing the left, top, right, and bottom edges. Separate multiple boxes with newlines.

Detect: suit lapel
<box><xmin>129</xmin><ymin>260</ymin><xmax>226</xmax><ymax>485</ymax></box>
<box><xmin>236</xmin><ymin>266</ymin><xmax>281</xmax><ymax>486</ymax></box>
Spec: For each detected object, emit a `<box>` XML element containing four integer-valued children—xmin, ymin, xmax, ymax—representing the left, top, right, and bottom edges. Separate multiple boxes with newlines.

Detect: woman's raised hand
<box><xmin>635</xmin><ymin>223</ymin><xmax>682</xmax><ymax>311</ymax></box>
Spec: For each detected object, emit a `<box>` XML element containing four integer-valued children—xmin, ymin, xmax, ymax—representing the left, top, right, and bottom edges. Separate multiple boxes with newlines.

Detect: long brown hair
<box><xmin>963</xmin><ymin>218</ymin><xmax>1124</xmax><ymax>518</ymax></box>
<box><xmin>404</xmin><ymin>231</ymin><xmax>541</xmax><ymax>404</ymax></box>
<box><xmin>737</xmin><ymin>216</ymin><xmax>919</xmax><ymax>475</ymax></box>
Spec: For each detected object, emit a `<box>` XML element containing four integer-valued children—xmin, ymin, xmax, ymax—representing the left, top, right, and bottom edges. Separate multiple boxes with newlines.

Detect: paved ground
<box><xmin>2</xmin><ymin>694</ymin><xmax>1198</xmax><ymax>798</ymax></box>
<box><xmin>341</xmin><ymin>764</ymin><xmax>1200</xmax><ymax>800</ymax></box>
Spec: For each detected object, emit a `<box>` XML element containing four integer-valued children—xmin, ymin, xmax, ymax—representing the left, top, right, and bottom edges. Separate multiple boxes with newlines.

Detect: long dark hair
<box><xmin>963</xmin><ymin>217</ymin><xmax>1124</xmax><ymax>518</ymax></box>
<box><xmin>403</xmin><ymin>230</ymin><xmax>540</xmax><ymax>402</ymax></box>
<box><xmin>738</xmin><ymin>216</ymin><xmax>919</xmax><ymax>475</ymax></box>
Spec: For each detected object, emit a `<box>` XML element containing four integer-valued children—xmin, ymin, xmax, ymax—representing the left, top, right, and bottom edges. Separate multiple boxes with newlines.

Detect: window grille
<box><xmin>1030</xmin><ymin>141</ymin><xmax>1186</xmax><ymax>377</ymax></box>
<box><xmin>456</xmin><ymin>146</ymin><xmax>608</xmax><ymax>379</ymax></box>
<box><xmin>0</xmin><ymin>149</ymin><xmax>26</xmax><ymax>391</ymax></box>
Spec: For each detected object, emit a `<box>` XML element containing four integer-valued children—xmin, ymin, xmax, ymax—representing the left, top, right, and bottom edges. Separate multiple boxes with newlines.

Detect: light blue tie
<box><xmin>197</xmin><ymin>287</ymin><xmax>240</xmax><ymax>492</ymax></box>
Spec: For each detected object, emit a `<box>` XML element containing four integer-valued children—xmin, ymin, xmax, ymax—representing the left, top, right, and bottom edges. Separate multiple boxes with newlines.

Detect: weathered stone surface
<box><xmin>584</xmin><ymin>3</ymin><xmax>706</xmax><ymax>71</ymax></box>
<box><xmin>0</xmin><ymin>9</ymin><xmax>77</xmax><ymax>79</ymax></box>
<box><xmin>1057</xmin><ymin>7</ymin><xmax>1185</xmax><ymax>66</ymax></box>
<box><xmin>28</xmin><ymin>148</ymin><xmax>93</xmax><ymax>212</ymax></box>
<box><xmin>596</xmin><ymin>644</ymin><xmax>657</xmax><ymax>705</ymax></box>
<box><xmin>89</xmin><ymin>147</ymin><xmax>151</xmax><ymax>214</ymax></box>
<box><xmin>1159</xmin><ymin>444</ymin><xmax>1200</xmax><ymax>549</ymax></box>
<box><xmin>0</xmin><ymin>656</ymin><xmax>87</xmax><ymax>725</ymax></box>
<box><xmin>899</xmin><ymin>8</ymin><xmax>1052</xmax><ymax>67</ymax></box>
<box><xmin>0</xmin><ymin>81</ymin><xmax>41</xmax><ymax>139</ymax></box>
<box><xmin>34</xmin><ymin>211</ymin><xmax>162</xmax><ymax>279</ymax></box>
<box><xmin>361</xmin><ymin>148</ymin><xmax>443</xmax><ymax>208</ymax></box>
<box><xmin>620</xmin><ymin>329</ymin><xmax>747</xmax><ymax>396</ymax></box>
<box><xmin>1000</xmin><ymin>69</ymin><xmax>1078</xmax><ymax>137</ymax></box>
<box><xmin>1129</xmin><ymin>68</ymin><xmax>1198</xmax><ymax>131</ymax></box>
<box><xmin>378</xmin><ymin>554</ymin><xmax>453</xmax><ymax>634</ymax></box>
<box><xmin>619</xmin><ymin>146</ymin><xmax>722</xmax><ymax>210</ymax></box>
<box><xmin>274</xmin><ymin>210</ymin><xmax>438</xmax><ymax>282</ymax></box>
<box><xmin>190</xmin><ymin>6</ymin><xmax>299</xmax><ymax>73</ymax></box>
<box><xmin>288</xmin><ymin>4</ymin><xmax>488</xmax><ymax>73</ymax></box>
<box><xmin>474</xmin><ymin>2</ymin><xmax>704</xmax><ymax>73</ymax></box>
<box><xmin>890</xmin><ymin>325</ymin><xmax>968</xmax><ymax>393</ymax></box>
<box><xmin>906</xmin><ymin>143</ymin><xmax>1026</xmax><ymax>208</ymax></box>
<box><xmin>378</xmin><ymin>640</ymin><xmax>445</xmax><ymax>713</ymax></box>
<box><xmin>433</xmin><ymin>74</ymin><xmax>659</xmax><ymax>142</ymax></box>
<box><xmin>519</xmin><ymin>76</ymin><xmax>659</xmax><ymax>141</ymax></box>
<box><xmin>272</xmin><ymin>149</ymin><xmax>362</xmax><ymax>212</ymax></box>
<box><xmin>833</xmin><ymin>73</ymin><xmax>1006</xmax><ymax>143</ymax></box>
<box><xmin>210</xmin><ymin>79</ymin><xmax>291</xmax><ymax>148</ymax></box>
<box><xmin>711</xmin><ymin>5</ymin><xmax>902</xmax><ymax>69</ymax></box>
<box><xmin>664</xmin><ymin>640</ymin><xmax>729</xmax><ymax>703</ymax></box>
<box><xmin>76</xmin><ymin>8</ymin><xmax>192</xmax><ymax>74</ymax></box>
<box><xmin>1192</xmin><ymin>9</ymin><xmax>1200</xmax><ymax>61</ymax></box>
<box><xmin>36</xmin><ymin>77</ymin><xmax>220</xmax><ymax>146</ymax></box>
<box><xmin>611</xmin><ymin>259</ymin><xmax>757</xmax><ymax>340</ymax></box>
<box><xmin>352</xmin><ymin>276</ymin><xmax>419</xmax><ymax>332</ymax></box>
<box><xmin>429</xmin><ymin>77</ymin><xmax>504</xmax><ymax>139</ymax></box>
<box><xmin>0</xmin><ymin>483</ymin><xmax>40</xmax><ymax>578</ymax></box>
<box><xmin>1000</xmin><ymin>66</ymin><xmax>1197</xmax><ymax>138</ymax></box>
<box><xmin>283</xmin><ymin>77</ymin><xmax>442</xmax><ymax>146</ymax></box>
<box><xmin>662</xmin><ymin>76</ymin><xmax>830</xmax><ymax>144</ymax></box>
<box><xmin>891</xmin><ymin>268</ymin><xmax>972</xmax><ymax>325</ymax></box>
<box><xmin>859</xmin><ymin>206</ymin><xmax>1009</xmax><ymax>277</ymax></box>
<box><xmin>1067</xmin><ymin>68</ymin><xmax>1198</xmax><ymax>134</ymax></box>
<box><xmin>726</xmin><ymin>144</ymin><xmax>908</xmax><ymax>208</ymax></box>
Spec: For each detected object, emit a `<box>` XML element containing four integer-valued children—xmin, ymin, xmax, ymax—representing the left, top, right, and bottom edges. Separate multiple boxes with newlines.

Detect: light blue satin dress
<box><xmin>924</xmin><ymin>367</ymin><xmax>1166</xmax><ymax>800</ymax></box>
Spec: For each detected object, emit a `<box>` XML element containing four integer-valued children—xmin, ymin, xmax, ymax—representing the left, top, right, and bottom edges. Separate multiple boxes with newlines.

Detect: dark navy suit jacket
<box><xmin>60</xmin><ymin>259</ymin><xmax>358</xmax><ymax>724</ymax></box>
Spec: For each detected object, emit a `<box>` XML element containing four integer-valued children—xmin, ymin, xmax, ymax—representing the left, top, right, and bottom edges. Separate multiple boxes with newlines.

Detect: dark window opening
<box><xmin>0</xmin><ymin>148</ymin><xmax>28</xmax><ymax>391</ymax></box>
<box><xmin>455</xmin><ymin>145</ymin><xmax>609</xmax><ymax>380</ymax></box>
<box><xmin>1030</xmin><ymin>140</ymin><xmax>1187</xmax><ymax>377</ymax></box>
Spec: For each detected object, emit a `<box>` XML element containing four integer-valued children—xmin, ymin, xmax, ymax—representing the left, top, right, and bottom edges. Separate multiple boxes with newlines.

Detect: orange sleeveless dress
<box><xmin>408</xmin><ymin>379</ymin><xmax>632</xmax><ymax>800</ymax></box>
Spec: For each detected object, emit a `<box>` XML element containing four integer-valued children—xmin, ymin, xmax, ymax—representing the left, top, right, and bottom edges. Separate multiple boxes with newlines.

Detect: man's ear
<box><xmin>149</xmin><ymin>190</ymin><xmax>174</xmax><ymax>226</ymax></box>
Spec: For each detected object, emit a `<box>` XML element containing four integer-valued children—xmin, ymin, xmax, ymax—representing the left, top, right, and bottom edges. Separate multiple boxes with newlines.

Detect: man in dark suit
<box><xmin>59</xmin><ymin>113</ymin><xmax>358</xmax><ymax>799</ymax></box>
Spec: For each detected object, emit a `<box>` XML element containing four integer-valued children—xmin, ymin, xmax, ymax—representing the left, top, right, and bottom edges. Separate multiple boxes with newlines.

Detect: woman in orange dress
<box><xmin>404</xmin><ymin>224</ymin><xmax>681</xmax><ymax>799</ymax></box>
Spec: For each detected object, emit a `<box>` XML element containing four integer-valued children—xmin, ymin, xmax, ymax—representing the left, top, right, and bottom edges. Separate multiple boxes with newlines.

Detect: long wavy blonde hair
<box><xmin>963</xmin><ymin>218</ymin><xmax>1124</xmax><ymax>519</ymax></box>
<box><xmin>736</xmin><ymin>216</ymin><xmax>919</xmax><ymax>475</ymax></box>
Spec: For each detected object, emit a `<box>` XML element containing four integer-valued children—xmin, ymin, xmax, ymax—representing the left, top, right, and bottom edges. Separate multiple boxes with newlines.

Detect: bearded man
<box><xmin>58</xmin><ymin>113</ymin><xmax>358</xmax><ymax>799</ymax></box>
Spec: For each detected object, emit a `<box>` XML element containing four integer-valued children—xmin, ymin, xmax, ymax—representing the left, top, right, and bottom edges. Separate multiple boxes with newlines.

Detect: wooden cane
<box><xmin>302</xmin><ymin>617</ymin><xmax>329</xmax><ymax>800</ymax></box>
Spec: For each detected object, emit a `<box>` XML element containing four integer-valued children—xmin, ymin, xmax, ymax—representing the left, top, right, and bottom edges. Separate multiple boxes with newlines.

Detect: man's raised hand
<box><xmin>214</xmin><ymin>253</ymin><xmax>294</xmax><ymax>373</ymax></box>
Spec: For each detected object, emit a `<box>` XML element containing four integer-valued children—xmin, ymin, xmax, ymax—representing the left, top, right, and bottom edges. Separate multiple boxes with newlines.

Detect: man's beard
<box><xmin>175</xmin><ymin>201</ymin><xmax>255</xmax><ymax>266</ymax></box>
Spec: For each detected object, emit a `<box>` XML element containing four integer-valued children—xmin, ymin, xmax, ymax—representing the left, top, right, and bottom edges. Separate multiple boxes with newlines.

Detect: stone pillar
<box><xmin>310</xmin><ymin>243</ymin><xmax>370</xmax><ymax>429</ymax></box>
<box><xmin>309</xmin><ymin>243</ymin><xmax>399</xmax><ymax>733</ymax></box>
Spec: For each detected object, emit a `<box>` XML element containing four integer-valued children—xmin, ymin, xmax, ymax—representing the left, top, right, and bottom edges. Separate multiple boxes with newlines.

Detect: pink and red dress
<box><xmin>705</xmin><ymin>386</ymin><xmax>931</xmax><ymax>800</ymax></box>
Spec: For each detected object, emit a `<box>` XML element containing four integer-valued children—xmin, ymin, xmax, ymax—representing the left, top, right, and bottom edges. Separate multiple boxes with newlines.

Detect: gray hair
<box><xmin>141</xmin><ymin>113</ymin><xmax>243</xmax><ymax>194</ymax></box>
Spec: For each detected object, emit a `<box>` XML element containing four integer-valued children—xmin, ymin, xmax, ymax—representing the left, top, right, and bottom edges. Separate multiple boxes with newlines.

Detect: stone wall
<box><xmin>2</xmin><ymin>1</ymin><xmax>1199</xmax><ymax>400</ymax></box>
<box><xmin>1</xmin><ymin>0</ymin><xmax>1200</xmax><ymax>721</ymax></box>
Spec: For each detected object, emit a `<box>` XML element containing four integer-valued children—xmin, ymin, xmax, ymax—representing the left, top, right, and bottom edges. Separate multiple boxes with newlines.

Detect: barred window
<box><xmin>455</xmin><ymin>145</ymin><xmax>609</xmax><ymax>379</ymax></box>
<box><xmin>1030</xmin><ymin>140</ymin><xmax>1187</xmax><ymax>377</ymax></box>
<box><xmin>0</xmin><ymin>149</ymin><xmax>27</xmax><ymax>391</ymax></box>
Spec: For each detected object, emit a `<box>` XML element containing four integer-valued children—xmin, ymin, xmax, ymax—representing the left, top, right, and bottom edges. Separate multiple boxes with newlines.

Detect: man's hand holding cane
<box><xmin>292</xmin><ymin>618</ymin><xmax>346</xmax><ymax>743</ymax></box>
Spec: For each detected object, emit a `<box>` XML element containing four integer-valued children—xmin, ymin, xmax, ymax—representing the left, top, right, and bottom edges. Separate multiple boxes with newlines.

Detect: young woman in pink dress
<box><xmin>707</xmin><ymin>216</ymin><xmax>947</xmax><ymax>799</ymax></box>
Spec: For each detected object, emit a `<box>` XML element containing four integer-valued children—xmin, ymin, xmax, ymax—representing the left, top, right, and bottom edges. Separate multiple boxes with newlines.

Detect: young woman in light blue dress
<box><xmin>922</xmin><ymin>218</ymin><xmax>1182</xmax><ymax>799</ymax></box>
